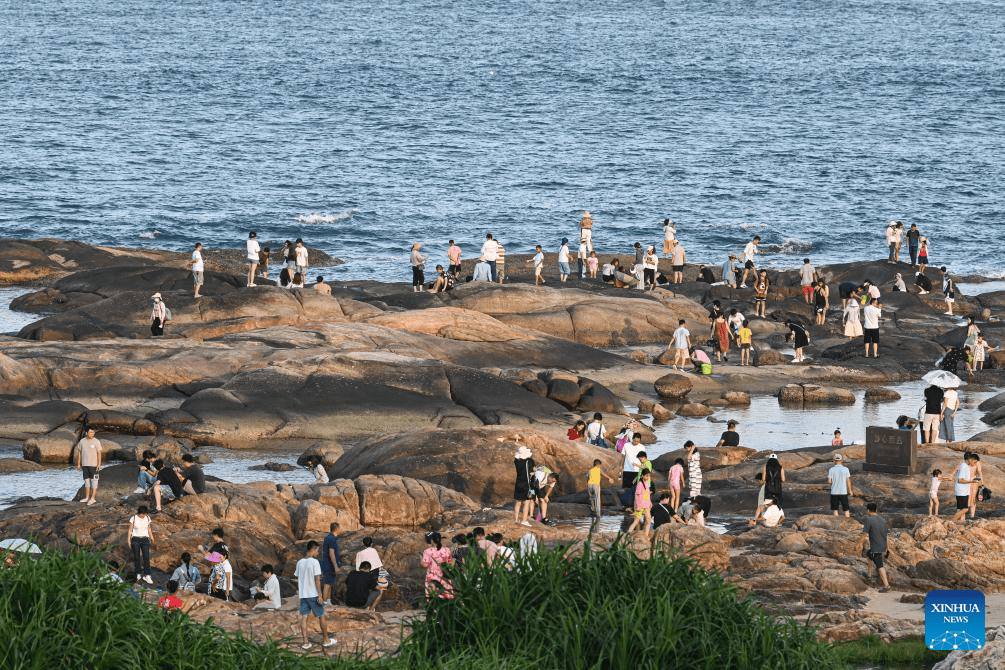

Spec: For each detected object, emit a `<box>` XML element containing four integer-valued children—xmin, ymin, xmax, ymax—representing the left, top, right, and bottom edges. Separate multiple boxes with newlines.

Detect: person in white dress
<box><xmin>843</xmin><ymin>298</ymin><xmax>863</xmax><ymax>338</ymax></box>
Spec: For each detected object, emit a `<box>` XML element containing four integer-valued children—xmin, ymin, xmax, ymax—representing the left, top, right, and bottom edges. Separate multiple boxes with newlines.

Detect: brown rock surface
<box><xmin>651</xmin><ymin>523</ymin><xmax>730</xmax><ymax>573</ymax></box>
<box><xmin>654</xmin><ymin>373</ymin><xmax>693</xmax><ymax>401</ymax></box>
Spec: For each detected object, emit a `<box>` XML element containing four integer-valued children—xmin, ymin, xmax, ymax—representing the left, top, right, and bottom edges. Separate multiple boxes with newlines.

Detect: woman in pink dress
<box><xmin>420</xmin><ymin>531</ymin><xmax>454</xmax><ymax>598</ymax></box>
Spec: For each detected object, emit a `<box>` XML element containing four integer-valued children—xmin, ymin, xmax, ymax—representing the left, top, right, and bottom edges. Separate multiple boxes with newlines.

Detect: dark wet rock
<box><xmin>864</xmin><ymin>387</ymin><xmax>902</xmax><ymax>402</ymax></box>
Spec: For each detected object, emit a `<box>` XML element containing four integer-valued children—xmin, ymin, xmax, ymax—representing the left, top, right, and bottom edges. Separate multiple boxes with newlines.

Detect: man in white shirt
<box><xmin>739</xmin><ymin>235</ymin><xmax>760</xmax><ymax>287</ymax></box>
<box><xmin>295</xmin><ymin>541</ymin><xmax>336</xmax><ymax>650</ymax></box>
<box><xmin>799</xmin><ymin>258</ymin><xmax>816</xmax><ymax>304</ymax></box>
<box><xmin>586</xmin><ymin>412</ymin><xmax>607</xmax><ymax>448</ymax></box>
<box><xmin>480</xmin><ymin>234</ymin><xmax>499</xmax><ymax>282</ymax></box>
<box><xmin>557</xmin><ymin>238</ymin><xmax>570</xmax><ymax>282</ymax></box>
<box><xmin>670</xmin><ymin>319</ymin><xmax>691</xmax><ymax>370</ymax></box>
<box><xmin>294</xmin><ymin>239</ymin><xmax>309</xmax><ymax>277</ymax></box>
<box><xmin>827</xmin><ymin>454</ymin><xmax>853</xmax><ymax>517</ymax></box>
<box><xmin>246</xmin><ymin>232</ymin><xmax>260</xmax><ymax>287</ymax></box>
<box><xmin>74</xmin><ymin>428</ymin><xmax>102</xmax><ymax>505</ymax></box>
<box><xmin>189</xmin><ymin>242</ymin><xmax>204</xmax><ymax>298</ymax></box>
<box><xmin>862</xmin><ymin>299</ymin><xmax>882</xmax><ymax>358</ymax></box>
<box><xmin>621</xmin><ymin>434</ymin><xmax>645</xmax><ymax>488</ymax></box>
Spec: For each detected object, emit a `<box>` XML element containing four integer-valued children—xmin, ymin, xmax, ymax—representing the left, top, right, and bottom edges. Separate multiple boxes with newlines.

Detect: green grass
<box><xmin>2</xmin><ymin>542</ymin><xmax>894</xmax><ymax>670</ymax></box>
<box><xmin>830</xmin><ymin>635</ymin><xmax>950</xmax><ymax>669</ymax></box>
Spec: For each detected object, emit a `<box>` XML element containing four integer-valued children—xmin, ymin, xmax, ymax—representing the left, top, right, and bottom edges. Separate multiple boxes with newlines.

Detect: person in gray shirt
<box><xmin>856</xmin><ymin>502</ymin><xmax>890</xmax><ymax>592</ymax></box>
<box><xmin>827</xmin><ymin>453</ymin><xmax>853</xmax><ymax>517</ymax></box>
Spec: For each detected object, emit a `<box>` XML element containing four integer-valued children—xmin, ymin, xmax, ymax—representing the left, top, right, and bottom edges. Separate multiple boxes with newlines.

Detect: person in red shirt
<box><xmin>157</xmin><ymin>580</ymin><xmax>201</xmax><ymax>614</ymax></box>
<box><xmin>567</xmin><ymin>420</ymin><xmax>586</xmax><ymax>441</ymax></box>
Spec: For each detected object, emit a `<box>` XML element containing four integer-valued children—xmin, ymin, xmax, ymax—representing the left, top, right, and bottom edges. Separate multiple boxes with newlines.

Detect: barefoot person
<box><xmin>295</xmin><ymin>541</ymin><xmax>337</xmax><ymax>650</ymax></box>
<box><xmin>74</xmin><ymin>428</ymin><xmax>102</xmax><ymax>505</ymax></box>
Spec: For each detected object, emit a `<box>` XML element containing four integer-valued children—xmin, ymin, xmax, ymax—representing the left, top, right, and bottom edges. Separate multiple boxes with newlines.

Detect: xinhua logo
<box><xmin>925</xmin><ymin>590</ymin><xmax>985</xmax><ymax>651</ymax></box>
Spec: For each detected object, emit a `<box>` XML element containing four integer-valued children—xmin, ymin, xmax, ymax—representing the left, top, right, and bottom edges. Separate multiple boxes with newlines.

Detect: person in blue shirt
<box><xmin>320</xmin><ymin>522</ymin><xmax>342</xmax><ymax>605</ymax></box>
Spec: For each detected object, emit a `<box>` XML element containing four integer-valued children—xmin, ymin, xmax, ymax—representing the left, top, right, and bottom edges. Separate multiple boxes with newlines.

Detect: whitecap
<box><xmin>294</xmin><ymin>209</ymin><xmax>359</xmax><ymax>225</ymax></box>
<box><xmin>138</xmin><ymin>230</ymin><xmax>161</xmax><ymax>239</ymax></box>
<box><xmin>761</xmin><ymin>238</ymin><xmax>814</xmax><ymax>255</ymax></box>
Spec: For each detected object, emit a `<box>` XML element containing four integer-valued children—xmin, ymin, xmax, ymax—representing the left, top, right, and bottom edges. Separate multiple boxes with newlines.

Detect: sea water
<box><xmin>1</xmin><ymin>0</ymin><xmax>1003</xmax><ymax>283</ymax></box>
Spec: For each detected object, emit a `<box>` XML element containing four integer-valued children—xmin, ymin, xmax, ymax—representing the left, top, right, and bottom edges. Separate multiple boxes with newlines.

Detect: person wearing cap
<box><xmin>557</xmin><ymin>238</ymin><xmax>571</xmax><ymax>282</ymax></box>
<box><xmin>513</xmin><ymin>446</ymin><xmax>535</xmax><ymax>526</ymax></box>
<box><xmin>579</xmin><ymin>211</ymin><xmax>594</xmax><ymax>254</ymax></box>
<box><xmin>715</xmin><ymin>420</ymin><xmax>740</xmax><ymax>448</ymax></box>
<box><xmin>150</xmin><ymin>293</ymin><xmax>167</xmax><ymax>337</ymax></box>
<box><xmin>827</xmin><ymin>454</ymin><xmax>853</xmax><ymax>517</ymax></box>
<box><xmin>295</xmin><ymin>541</ymin><xmax>337</xmax><ymax>650</ymax></box>
<box><xmin>246</xmin><ymin>231</ymin><xmax>260</xmax><ymax>287</ymax></box>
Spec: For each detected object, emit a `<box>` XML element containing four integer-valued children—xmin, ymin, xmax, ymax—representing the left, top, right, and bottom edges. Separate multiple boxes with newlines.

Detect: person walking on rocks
<box><xmin>739</xmin><ymin>235</ymin><xmax>760</xmax><ymax>287</ymax></box>
<box><xmin>627</xmin><ymin>469</ymin><xmax>653</xmax><ymax>539</ymax></box>
<box><xmin>671</xmin><ymin>319</ymin><xmax>691</xmax><ymax>370</ymax></box>
<box><xmin>75</xmin><ymin>427</ymin><xmax>102</xmax><ymax>505</ymax></box>
<box><xmin>753</xmin><ymin>270</ymin><xmax>769</xmax><ymax>318</ymax></box>
<box><xmin>951</xmin><ymin>453</ymin><xmax>978</xmax><ymax>522</ymax></box>
<box><xmin>513</xmin><ymin>446</ymin><xmax>535</xmax><ymax>526</ymax></box>
<box><xmin>188</xmin><ymin>242</ymin><xmax>204</xmax><ymax>298</ymax></box>
<box><xmin>713</xmin><ymin>313</ymin><xmax>730</xmax><ymax>363</ymax></box>
<box><xmin>295</xmin><ymin>541</ymin><xmax>337</xmax><ymax>650</ymax></box>
<box><xmin>922</xmin><ymin>383</ymin><xmax>944</xmax><ymax>444</ymax></box>
<box><xmin>827</xmin><ymin>454</ymin><xmax>853</xmax><ymax>517</ymax></box>
<box><xmin>579</xmin><ymin>211</ymin><xmax>594</xmax><ymax>253</ymax></box>
<box><xmin>410</xmin><ymin>243</ymin><xmax>427</xmax><ymax>292</ymax></box>
<box><xmin>246</xmin><ymin>231</ymin><xmax>260</xmax><ymax>287</ymax></box>
<box><xmin>685</xmin><ymin>441</ymin><xmax>702</xmax><ymax>497</ymax></box>
<box><xmin>587</xmin><ymin>459</ymin><xmax>615</xmax><ymax>518</ymax></box>
<box><xmin>862</xmin><ymin>299</ymin><xmax>882</xmax><ymax>358</ymax></box>
<box><xmin>150</xmin><ymin>293</ymin><xmax>167</xmax><ymax>337</ymax></box>
<box><xmin>532</xmin><ymin>245</ymin><xmax>545</xmax><ymax>285</ymax></box>
<box><xmin>967</xmin><ymin>453</ymin><xmax>984</xmax><ymax>520</ymax></box>
<box><xmin>939</xmin><ymin>385</ymin><xmax>961</xmax><ymax>442</ymax></box>
<box><xmin>127</xmin><ymin>505</ymin><xmax>155</xmax><ymax>584</ymax></box>
<box><xmin>856</xmin><ymin>502</ymin><xmax>890</xmax><ymax>592</ymax></box>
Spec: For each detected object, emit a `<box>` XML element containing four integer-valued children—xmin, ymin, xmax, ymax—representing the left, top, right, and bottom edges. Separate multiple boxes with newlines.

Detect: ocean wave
<box><xmin>295</xmin><ymin>209</ymin><xmax>359</xmax><ymax>225</ymax></box>
<box><xmin>138</xmin><ymin>230</ymin><xmax>161</xmax><ymax>239</ymax></box>
<box><xmin>761</xmin><ymin>238</ymin><xmax>814</xmax><ymax>255</ymax></box>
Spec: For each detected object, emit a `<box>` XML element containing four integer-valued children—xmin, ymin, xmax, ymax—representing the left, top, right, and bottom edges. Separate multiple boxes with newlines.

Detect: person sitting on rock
<box><xmin>135</xmin><ymin>449</ymin><xmax>158</xmax><ymax>494</ymax></box>
<box><xmin>291</xmin><ymin>272</ymin><xmax>306</xmax><ymax>289</ymax></box>
<box><xmin>567</xmin><ymin>420</ymin><xmax>586</xmax><ymax>441</ymax></box>
<box><xmin>158</xmin><ymin>579</ymin><xmax>203</xmax><ymax>614</ymax></box>
<box><xmin>915</xmin><ymin>270</ymin><xmax>932</xmax><ymax>294</ymax></box>
<box><xmin>314</xmin><ymin>276</ymin><xmax>332</xmax><ymax>295</ymax></box>
<box><xmin>652</xmin><ymin>492</ymin><xmax>684</xmax><ymax>528</ymax></box>
<box><xmin>150</xmin><ymin>459</ymin><xmax>185</xmax><ymax>513</ymax></box>
<box><xmin>251</xmin><ymin>564</ymin><xmax>282</xmax><ymax>610</ymax></box>
<box><xmin>179</xmin><ymin>453</ymin><xmax>205</xmax><ymax>496</ymax></box>
<box><xmin>345</xmin><ymin>561</ymin><xmax>383</xmax><ymax>610</ymax></box>
<box><xmin>716</xmin><ymin>420</ymin><xmax>741</xmax><ymax>448</ymax></box>
<box><xmin>428</xmin><ymin>265</ymin><xmax>450</xmax><ymax>293</ymax></box>
<box><xmin>354</xmin><ymin>537</ymin><xmax>384</xmax><ymax>575</ymax></box>
<box><xmin>305</xmin><ymin>457</ymin><xmax>329</xmax><ymax>483</ymax></box>
<box><xmin>749</xmin><ymin>497</ymin><xmax>784</xmax><ymax>528</ymax></box>
<box><xmin>278</xmin><ymin>267</ymin><xmax>293</xmax><ymax>288</ymax></box>
<box><xmin>585</xmin><ymin>413</ymin><xmax>608</xmax><ymax>448</ymax></box>
<box><xmin>679</xmin><ymin>495</ymin><xmax>711</xmax><ymax>527</ymax></box>
<box><xmin>689</xmin><ymin>346</ymin><xmax>711</xmax><ymax>373</ymax></box>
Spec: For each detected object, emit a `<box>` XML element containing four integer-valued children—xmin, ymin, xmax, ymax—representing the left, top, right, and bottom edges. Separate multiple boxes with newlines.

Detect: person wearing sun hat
<box><xmin>513</xmin><ymin>445</ymin><xmax>536</xmax><ymax>526</ymax></box>
<box><xmin>150</xmin><ymin>293</ymin><xmax>167</xmax><ymax>337</ymax></box>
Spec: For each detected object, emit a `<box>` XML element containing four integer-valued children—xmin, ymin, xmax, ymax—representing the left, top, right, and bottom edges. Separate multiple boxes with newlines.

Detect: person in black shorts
<box><xmin>856</xmin><ymin>503</ymin><xmax>890</xmax><ymax>591</ymax></box>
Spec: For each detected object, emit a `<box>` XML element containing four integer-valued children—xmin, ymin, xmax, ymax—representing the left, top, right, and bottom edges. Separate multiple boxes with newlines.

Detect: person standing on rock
<box><xmin>799</xmin><ymin>258</ymin><xmax>817</xmax><ymax>304</ymax></box>
<box><xmin>127</xmin><ymin>504</ymin><xmax>155</xmax><ymax>584</ymax></box>
<box><xmin>670</xmin><ymin>319</ymin><xmax>691</xmax><ymax>370</ymax></box>
<box><xmin>410</xmin><ymin>243</ymin><xmax>428</xmax><ymax>292</ymax></box>
<box><xmin>294</xmin><ymin>238</ymin><xmax>309</xmax><ymax>278</ymax></box>
<box><xmin>579</xmin><ymin>211</ymin><xmax>594</xmax><ymax>253</ymax></box>
<box><xmin>481</xmin><ymin>234</ymin><xmax>499</xmax><ymax>282</ymax></box>
<box><xmin>856</xmin><ymin>502</ymin><xmax>890</xmax><ymax>592</ymax></box>
<box><xmin>713</xmin><ymin>313</ymin><xmax>730</xmax><ymax>363</ymax></box>
<box><xmin>922</xmin><ymin>383</ymin><xmax>944</xmax><ymax>444</ymax></box>
<box><xmin>685</xmin><ymin>441</ymin><xmax>702</xmax><ymax>498</ymax></box>
<box><xmin>150</xmin><ymin>292</ymin><xmax>167</xmax><ymax>337</ymax></box>
<box><xmin>785</xmin><ymin>320</ymin><xmax>810</xmax><ymax>363</ymax></box>
<box><xmin>667</xmin><ymin>458</ymin><xmax>685</xmax><ymax>511</ymax></box>
<box><xmin>321</xmin><ymin>522</ymin><xmax>341</xmax><ymax>605</ymax></box>
<box><xmin>940</xmin><ymin>266</ymin><xmax>956</xmax><ymax>316</ymax></box>
<box><xmin>843</xmin><ymin>295</ymin><xmax>863</xmax><ymax>338</ymax></box>
<box><xmin>885</xmin><ymin>221</ymin><xmax>902</xmax><ymax>264</ymax></box>
<box><xmin>827</xmin><ymin>454</ymin><xmax>853</xmax><ymax>518</ymax></box>
<box><xmin>188</xmin><ymin>242</ymin><xmax>204</xmax><ymax>298</ymax></box>
<box><xmin>621</xmin><ymin>435</ymin><xmax>645</xmax><ymax>490</ymax></box>
<box><xmin>246</xmin><ymin>232</ymin><xmax>260</xmax><ymax>287</ymax></box>
<box><xmin>74</xmin><ymin>427</ymin><xmax>102</xmax><ymax>505</ymax></box>
<box><xmin>643</xmin><ymin>245</ymin><xmax>658</xmax><ymax>289</ymax></box>
<box><xmin>753</xmin><ymin>270</ymin><xmax>770</xmax><ymax>318</ymax></box>
<box><xmin>939</xmin><ymin>385</ymin><xmax>961</xmax><ymax>442</ymax></box>
<box><xmin>737</xmin><ymin>320</ymin><xmax>753</xmax><ymax>366</ymax></box>
<box><xmin>762</xmin><ymin>453</ymin><xmax>785</xmax><ymax>506</ymax></box>
<box><xmin>814</xmin><ymin>280</ymin><xmax>829</xmax><ymax>326</ymax></box>
<box><xmin>662</xmin><ymin>219</ymin><xmax>676</xmax><ymax>257</ymax></box>
<box><xmin>721</xmin><ymin>254</ymin><xmax>738</xmax><ymax>288</ymax></box>
<box><xmin>421</xmin><ymin>531</ymin><xmax>454</xmax><ymax>598</ymax></box>
<box><xmin>906</xmin><ymin>223</ymin><xmax>921</xmax><ymax>266</ymax></box>
<box><xmin>671</xmin><ymin>241</ymin><xmax>687</xmax><ymax>284</ymax></box>
<box><xmin>558</xmin><ymin>238</ymin><xmax>571</xmax><ymax>283</ymax></box>
<box><xmin>447</xmin><ymin>240</ymin><xmax>462</xmax><ymax>278</ymax></box>
<box><xmin>627</xmin><ymin>469</ymin><xmax>653</xmax><ymax>539</ymax></box>
<box><xmin>295</xmin><ymin>541</ymin><xmax>337</xmax><ymax>650</ymax></box>
<box><xmin>513</xmin><ymin>446</ymin><xmax>535</xmax><ymax>526</ymax></box>
<box><xmin>862</xmin><ymin>299</ymin><xmax>882</xmax><ymax>358</ymax></box>
<box><xmin>587</xmin><ymin>459</ymin><xmax>615</xmax><ymax>519</ymax></box>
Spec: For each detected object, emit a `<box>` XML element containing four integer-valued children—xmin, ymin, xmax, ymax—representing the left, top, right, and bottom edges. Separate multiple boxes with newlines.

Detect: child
<box><xmin>626</xmin><ymin>469</ymin><xmax>653</xmax><ymax>539</ymax></box>
<box><xmin>587</xmin><ymin>459</ymin><xmax>615</xmax><ymax>518</ymax></box>
<box><xmin>532</xmin><ymin>245</ymin><xmax>545</xmax><ymax>286</ymax></box>
<box><xmin>736</xmin><ymin>319</ymin><xmax>753</xmax><ymax>367</ymax></box>
<box><xmin>258</xmin><ymin>246</ymin><xmax>270</xmax><ymax>280</ymax></box>
<box><xmin>587</xmin><ymin>251</ymin><xmax>599</xmax><ymax>278</ymax></box>
<box><xmin>832</xmin><ymin>429</ymin><xmax>844</xmax><ymax>446</ymax></box>
<box><xmin>974</xmin><ymin>335</ymin><xmax>991</xmax><ymax>372</ymax></box>
<box><xmin>929</xmin><ymin>469</ymin><xmax>950</xmax><ymax>516</ymax></box>
<box><xmin>668</xmin><ymin>457</ymin><xmax>685</xmax><ymax>510</ymax></box>
<box><xmin>917</xmin><ymin>238</ymin><xmax>929</xmax><ymax>274</ymax></box>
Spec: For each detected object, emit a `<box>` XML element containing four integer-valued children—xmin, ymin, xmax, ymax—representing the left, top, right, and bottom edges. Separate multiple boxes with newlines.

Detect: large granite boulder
<box><xmin>654</xmin><ymin>373</ymin><xmax>693</xmax><ymax>401</ymax></box>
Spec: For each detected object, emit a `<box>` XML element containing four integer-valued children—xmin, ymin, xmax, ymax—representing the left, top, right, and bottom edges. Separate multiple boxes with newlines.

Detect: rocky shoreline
<box><xmin>1</xmin><ymin>236</ymin><xmax>1004</xmax><ymax>653</ymax></box>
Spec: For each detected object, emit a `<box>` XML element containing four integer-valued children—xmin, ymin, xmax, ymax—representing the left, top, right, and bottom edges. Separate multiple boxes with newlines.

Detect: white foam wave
<box><xmin>295</xmin><ymin>209</ymin><xmax>358</xmax><ymax>225</ymax></box>
<box><xmin>762</xmin><ymin>238</ymin><xmax>814</xmax><ymax>255</ymax></box>
<box><xmin>138</xmin><ymin>230</ymin><xmax>161</xmax><ymax>239</ymax></box>
<box><xmin>703</xmin><ymin>222</ymin><xmax>769</xmax><ymax>230</ymax></box>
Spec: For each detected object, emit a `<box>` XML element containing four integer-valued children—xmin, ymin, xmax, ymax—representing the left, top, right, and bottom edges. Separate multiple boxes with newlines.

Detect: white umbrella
<box><xmin>0</xmin><ymin>538</ymin><xmax>42</xmax><ymax>554</ymax></box>
<box><xmin>922</xmin><ymin>370</ymin><xmax>963</xmax><ymax>389</ymax></box>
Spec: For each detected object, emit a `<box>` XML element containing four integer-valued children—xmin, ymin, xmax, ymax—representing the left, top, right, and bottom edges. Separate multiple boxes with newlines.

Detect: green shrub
<box><xmin>403</xmin><ymin>541</ymin><xmax>841</xmax><ymax>670</ymax></box>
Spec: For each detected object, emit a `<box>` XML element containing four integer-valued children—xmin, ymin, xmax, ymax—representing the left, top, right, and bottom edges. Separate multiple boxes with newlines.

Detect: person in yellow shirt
<box><xmin>587</xmin><ymin>459</ymin><xmax>615</xmax><ymax>519</ymax></box>
<box><xmin>736</xmin><ymin>320</ymin><xmax>753</xmax><ymax>367</ymax></box>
